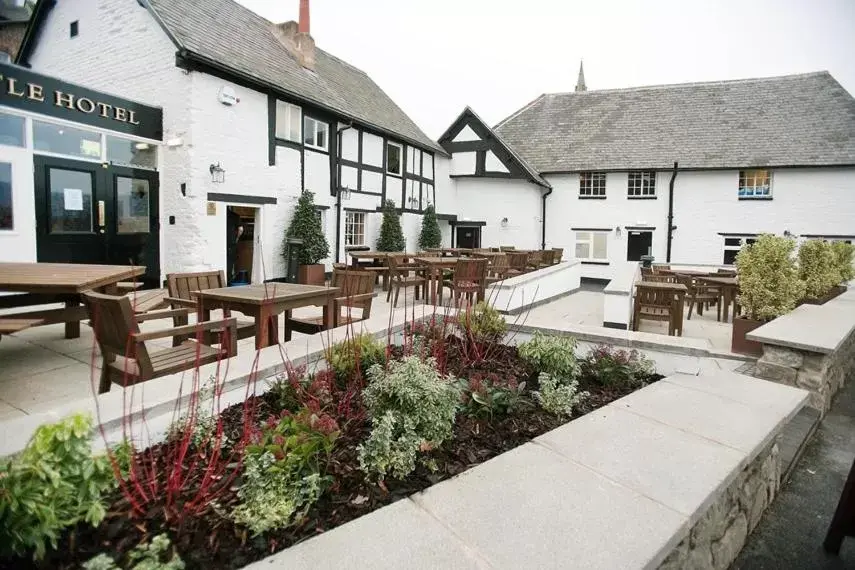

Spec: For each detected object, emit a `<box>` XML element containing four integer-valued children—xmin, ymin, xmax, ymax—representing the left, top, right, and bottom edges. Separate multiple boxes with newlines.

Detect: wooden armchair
<box><xmin>539</xmin><ymin>249</ymin><xmax>556</xmax><ymax>268</ymax></box>
<box><xmin>165</xmin><ymin>270</ymin><xmax>255</xmax><ymax>346</ymax></box>
<box><xmin>552</xmin><ymin>248</ymin><xmax>564</xmax><ymax>264</ymax></box>
<box><xmin>441</xmin><ymin>258</ymin><xmax>488</xmax><ymax>307</ymax></box>
<box><xmin>642</xmin><ymin>273</ymin><xmax>679</xmax><ymax>284</ymax></box>
<box><xmin>687</xmin><ymin>281</ymin><xmax>722</xmax><ymax>321</ymax></box>
<box><xmin>632</xmin><ymin>285</ymin><xmax>681</xmax><ymax>336</ymax></box>
<box><xmin>83</xmin><ymin>292</ymin><xmax>236</xmax><ymax>394</ymax></box>
<box><xmin>499</xmin><ymin>245</ymin><xmax>516</xmax><ymax>252</ymax></box>
<box><xmin>526</xmin><ymin>250</ymin><xmax>543</xmax><ymax>271</ymax></box>
<box><xmin>289</xmin><ymin>270</ymin><xmax>375</xmax><ymax>334</ymax></box>
<box><xmin>386</xmin><ymin>255</ymin><xmax>426</xmax><ymax>307</ymax></box>
<box><xmin>485</xmin><ymin>253</ymin><xmax>509</xmax><ymax>285</ymax></box>
<box><xmin>506</xmin><ymin>252</ymin><xmax>530</xmax><ymax>277</ymax></box>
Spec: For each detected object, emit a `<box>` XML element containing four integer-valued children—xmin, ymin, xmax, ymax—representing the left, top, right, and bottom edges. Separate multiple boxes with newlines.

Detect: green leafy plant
<box><xmin>457</xmin><ymin>373</ymin><xmax>530</xmax><ymax>419</ymax></box>
<box><xmin>358</xmin><ymin>356</ymin><xmax>460</xmax><ymax>479</ymax></box>
<box><xmin>327</xmin><ymin>333</ymin><xmax>387</xmax><ymax>381</ymax></box>
<box><xmin>0</xmin><ymin>413</ymin><xmax>116</xmax><ymax>560</ymax></box>
<box><xmin>232</xmin><ymin>407</ymin><xmax>338</xmax><ymax>536</ymax></box>
<box><xmin>456</xmin><ymin>301</ymin><xmax>508</xmax><ymax>344</ymax></box>
<box><xmin>376</xmin><ymin>199</ymin><xmax>406</xmax><ymax>252</ymax></box>
<box><xmin>798</xmin><ymin>239</ymin><xmax>839</xmax><ymax>299</ymax></box>
<box><xmin>286</xmin><ymin>190</ymin><xmax>330</xmax><ymax>265</ymax></box>
<box><xmin>735</xmin><ymin>234</ymin><xmax>805</xmax><ymax>321</ymax></box>
<box><xmin>418</xmin><ymin>204</ymin><xmax>442</xmax><ymax>250</ymax></box>
<box><xmin>83</xmin><ymin>534</ymin><xmax>185</xmax><ymax>570</ymax></box>
<box><xmin>533</xmin><ymin>373</ymin><xmax>588</xmax><ymax>417</ymax></box>
<box><xmin>518</xmin><ymin>332</ymin><xmax>580</xmax><ymax>379</ymax></box>
<box><xmin>831</xmin><ymin>241</ymin><xmax>855</xmax><ymax>284</ymax></box>
<box><xmin>580</xmin><ymin>345</ymin><xmax>656</xmax><ymax>391</ymax></box>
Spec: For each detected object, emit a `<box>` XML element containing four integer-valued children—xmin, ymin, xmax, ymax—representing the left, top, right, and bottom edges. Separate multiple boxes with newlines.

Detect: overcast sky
<box><xmin>237</xmin><ymin>0</ymin><xmax>855</xmax><ymax>140</ymax></box>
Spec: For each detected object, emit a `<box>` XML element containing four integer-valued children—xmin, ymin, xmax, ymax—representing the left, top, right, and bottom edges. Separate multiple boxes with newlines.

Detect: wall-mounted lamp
<box><xmin>209</xmin><ymin>163</ymin><xmax>225</xmax><ymax>183</ymax></box>
<box><xmin>615</xmin><ymin>226</ymin><xmax>622</xmax><ymax>238</ymax></box>
<box><xmin>500</xmin><ymin>217</ymin><xmax>509</xmax><ymax>228</ymax></box>
<box><xmin>339</xmin><ymin>187</ymin><xmax>352</xmax><ymax>201</ymax></box>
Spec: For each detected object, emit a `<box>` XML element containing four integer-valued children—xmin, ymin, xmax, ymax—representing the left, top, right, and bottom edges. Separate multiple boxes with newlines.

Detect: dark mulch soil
<box><xmin>5</xmin><ymin>340</ymin><xmax>661</xmax><ymax>570</ymax></box>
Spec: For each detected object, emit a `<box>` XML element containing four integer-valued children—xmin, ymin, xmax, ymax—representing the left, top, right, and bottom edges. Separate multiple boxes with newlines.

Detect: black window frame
<box><xmin>627</xmin><ymin>170</ymin><xmax>656</xmax><ymax>198</ymax></box>
<box><xmin>579</xmin><ymin>172</ymin><xmax>607</xmax><ymax>198</ymax></box>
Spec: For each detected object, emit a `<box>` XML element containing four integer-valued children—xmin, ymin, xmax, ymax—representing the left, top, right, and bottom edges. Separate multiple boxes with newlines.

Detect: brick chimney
<box><xmin>272</xmin><ymin>0</ymin><xmax>315</xmax><ymax>70</ymax></box>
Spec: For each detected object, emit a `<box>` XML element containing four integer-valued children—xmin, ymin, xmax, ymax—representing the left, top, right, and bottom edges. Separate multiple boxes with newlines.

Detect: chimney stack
<box><xmin>299</xmin><ymin>0</ymin><xmax>310</xmax><ymax>34</ymax></box>
<box><xmin>271</xmin><ymin>0</ymin><xmax>315</xmax><ymax>70</ymax></box>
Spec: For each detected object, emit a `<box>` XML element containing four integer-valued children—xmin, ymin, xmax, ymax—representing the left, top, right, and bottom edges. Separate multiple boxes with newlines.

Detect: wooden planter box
<box><xmin>731</xmin><ymin>316</ymin><xmax>765</xmax><ymax>356</ymax></box>
<box><xmin>800</xmin><ymin>285</ymin><xmax>847</xmax><ymax>306</ymax></box>
<box><xmin>298</xmin><ymin>264</ymin><xmax>326</xmax><ymax>286</ymax></box>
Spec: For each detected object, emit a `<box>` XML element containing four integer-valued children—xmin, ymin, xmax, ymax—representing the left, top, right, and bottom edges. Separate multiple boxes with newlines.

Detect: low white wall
<box><xmin>603</xmin><ymin>261</ymin><xmax>639</xmax><ymax>329</ymax></box>
<box><xmin>487</xmin><ymin>260</ymin><xmax>581</xmax><ymax>314</ymax></box>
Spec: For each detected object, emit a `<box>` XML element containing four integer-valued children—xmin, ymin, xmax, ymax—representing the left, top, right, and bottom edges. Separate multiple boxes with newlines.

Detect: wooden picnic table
<box><xmin>634</xmin><ymin>281</ymin><xmax>688</xmax><ymax>336</ymax></box>
<box><xmin>0</xmin><ymin>262</ymin><xmax>145</xmax><ymax>339</ymax></box>
<box><xmin>698</xmin><ymin>276</ymin><xmax>739</xmax><ymax>322</ymax></box>
<box><xmin>416</xmin><ymin>256</ymin><xmax>460</xmax><ymax>305</ymax></box>
<box><xmin>191</xmin><ymin>283</ymin><xmax>340</xmax><ymax>349</ymax></box>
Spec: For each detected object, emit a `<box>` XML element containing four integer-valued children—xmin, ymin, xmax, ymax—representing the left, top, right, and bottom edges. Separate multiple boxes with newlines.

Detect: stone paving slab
<box><xmin>665</xmin><ymin>372</ymin><xmax>809</xmax><ymax>417</ymax></box>
<box><xmin>243</xmin><ymin>498</ymin><xmax>488</xmax><ymax>570</ymax></box>
<box><xmin>536</xmin><ymin>406</ymin><xmax>745</xmax><ymax>518</ymax></box>
<box><xmin>413</xmin><ymin>442</ymin><xmax>688</xmax><ymax>570</ymax></box>
<box><xmin>747</xmin><ymin>303</ymin><xmax>855</xmax><ymax>355</ymax></box>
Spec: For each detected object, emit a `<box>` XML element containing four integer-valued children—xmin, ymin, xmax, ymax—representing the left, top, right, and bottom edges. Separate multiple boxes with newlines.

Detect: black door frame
<box><xmin>453</xmin><ymin>225</ymin><xmax>482</xmax><ymax>249</ymax></box>
<box><xmin>34</xmin><ymin>155</ymin><xmax>161</xmax><ymax>285</ymax></box>
<box><xmin>626</xmin><ymin>229</ymin><xmax>653</xmax><ymax>262</ymax></box>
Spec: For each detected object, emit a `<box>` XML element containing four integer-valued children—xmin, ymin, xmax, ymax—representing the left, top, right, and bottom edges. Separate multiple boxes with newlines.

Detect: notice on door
<box><xmin>63</xmin><ymin>188</ymin><xmax>83</xmax><ymax>211</ymax></box>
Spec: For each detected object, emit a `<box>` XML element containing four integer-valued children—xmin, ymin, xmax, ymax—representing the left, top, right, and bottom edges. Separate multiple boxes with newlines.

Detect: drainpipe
<box><xmin>334</xmin><ymin>123</ymin><xmax>353</xmax><ymax>263</ymax></box>
<box><xmin>666</xmin><ymin>161</ymin><xmax>679</xmax><ymax>262</ymax></box>
<box><xmin>541</xmin><ymin>185</ymin><xmax>553</xmax><ymax>250</ymax></box>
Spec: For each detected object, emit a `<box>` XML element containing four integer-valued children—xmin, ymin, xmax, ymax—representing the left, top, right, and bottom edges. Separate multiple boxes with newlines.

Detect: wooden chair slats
<box><xmin>539</xmin><ymin>249</ymin><xmax>556</xmax><ymax>267</ymax></box>
<box><xmin>386</xmin><ymin>255</ymin><xmax>426</xmax><ymax>307</ymax></box>
<box><xmin>506</xmin><ymin>252</ymin><xmax>530</xmax><ymax>275</ymax></box>
<box><xmin>642</xmin><ymin>274</ymin><xmax>679</xmax><ymax>284</ymax></box>
<box><xmin>442</xmin><ymin>258</ymin><xmax>488</xmax><ymax>307</ymax></box>
<box><xmin>552</xmin><ymin>248</ymin><xmax>564</xmax><ymax>264</ymax></box>
<box><xmin>289</xmin><ymin>269</ymin><xmax>375</xmax><ymax>334</ymax></box>
<box><xmin>485</xmin><ymin>253</ymin><xmax>509</xmax><ymax>285</ymax></box>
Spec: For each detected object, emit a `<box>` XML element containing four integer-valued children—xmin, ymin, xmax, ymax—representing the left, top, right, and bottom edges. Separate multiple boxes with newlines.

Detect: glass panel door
<box><xmin>48</xmin><ymin>168</ymin><xmax>95</xmax><ymax>234</ymax></box>
<box><xmin>106</xmin><ymin>166</ymin><xmax>159</xmax><ymax>286</ymax></box>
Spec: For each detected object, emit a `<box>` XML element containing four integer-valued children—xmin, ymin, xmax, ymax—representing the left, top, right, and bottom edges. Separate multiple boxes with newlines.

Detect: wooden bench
<box><xmin>0</xmin><ymin>317</ymin><xmax>45</xmax><ymax>341</ymax></box>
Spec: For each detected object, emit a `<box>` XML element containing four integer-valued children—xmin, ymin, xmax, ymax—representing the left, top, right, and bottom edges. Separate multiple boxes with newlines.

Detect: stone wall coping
<box><xmin>487</xmin><ymin>259</ymin><xmax>580</xmax><ymax>290</ymax></box>
<box><xmin>747</xmin><ymin>300</ymin><xmax>855</xmax><ymax>355</ymax></box>
<box><xmin>603</xmin><ymin>261</ymin><xmax>640</xmax><ymax>296</ymax></box>
<box><xmin>243</xmin><ymin>372</ymin><xmax>807</xmax><ymax>570</ymax></box>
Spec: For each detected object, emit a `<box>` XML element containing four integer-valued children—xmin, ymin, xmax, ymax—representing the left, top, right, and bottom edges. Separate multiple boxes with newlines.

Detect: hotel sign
<box><xmin>0</xmin><ymin>62</ymin><xmax>163</xmax><ymax>141</ymax></box>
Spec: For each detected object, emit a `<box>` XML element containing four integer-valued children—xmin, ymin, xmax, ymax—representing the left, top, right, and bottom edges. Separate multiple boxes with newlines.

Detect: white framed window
<box><xmin>627</xmin><ymin>171</ymin><xmax>656</xmax><ymax>197</ymax></box>
<box><xmin>575</xmin><ymin>231</ymin><xmax>608</xmax><ymax>261</ymax></box>
<box><xmin>0</xmin><ymin>162</ymin><xmax>13</xmax><ymax>230</ymax></box>
<box><xmin>579</xmin><ymin>172</ymin><xmax>606</xmax><ymax>197</ymax></box>
<box><xmin>723</xmin><ymin>235</ymin><xmax>758</xmax><ymax>265</ymax></box>
<box><xmin>303</xmin><ymin>116</ymin><xmax>328</xmax><ymax>151</ymax></box>
<box><xmin>0</xmin><ymin>112</ymin><xmax>25</xmax><ymax>148</ymax></box>
<box><xmin>386</xmin><ymin>142</ymin><xmax>402</xmax><ymax>176</ymax></box>
<box><xmin>344</xmin><ymin>211</ymin><xmax>365</xmax><ymax>246</ymax></box>
<box><xmin>738</xmin><ymin>169</ymin><xmax>771</xmax><ymax>199</ymax></box>
<box><xmin>275</xmin><ymin>101</ymin><xmax>301</xmax><ymax>142</ymax></box>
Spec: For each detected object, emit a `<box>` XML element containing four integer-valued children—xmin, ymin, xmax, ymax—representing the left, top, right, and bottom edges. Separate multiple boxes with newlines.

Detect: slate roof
<box><xmin>145</xmin><ymin>0</ymin><xmax>442</xmax><ymax>153</ymax></box>
<box><xmin>494</xmin><ymin>72</ymin><xmax>855</xmax><ymax>172</ymax></box>
<box><xmin>438</xmin><ymin>106</ymin><xmax>550</xmax><ymax>188</ymax></box>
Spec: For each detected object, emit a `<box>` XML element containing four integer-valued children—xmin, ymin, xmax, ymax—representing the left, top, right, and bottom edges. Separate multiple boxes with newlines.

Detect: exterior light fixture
<box><xmin>615</xmin><ymin>226</ymin><xmax>622</xmax><ymax>237</ymax></box>
<box><xmin>134</xmin><ymin>142</ymin><xmax>150</xmax><ymax>150</ymax></box>
<box><xmin>501</xmin><ymin>217</ymin><xmax>509</xmax><ymax>227</ymax></box>
<box><xmin>339</xmin><ymin>187</ymin><xmax>352</xmax><ymax>201</ymax></box>
<box><xmin>209</xmin><ymin>163</ymin><xmax>225</xmax><ymax>183</ymax></box>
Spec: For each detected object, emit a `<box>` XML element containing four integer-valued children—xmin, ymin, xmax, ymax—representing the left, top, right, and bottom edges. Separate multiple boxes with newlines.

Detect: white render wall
<box><xmin>455</xmin><ymin>178</ymin><xmax>542</xmax><ymax>250</ymax></box>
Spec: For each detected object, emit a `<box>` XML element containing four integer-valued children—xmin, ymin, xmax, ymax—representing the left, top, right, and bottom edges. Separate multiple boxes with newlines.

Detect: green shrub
<box><xmin>832</xmin><ymin>241</ymin><xmax>855</xmax><ymax>284</ymax></box>
<box><xmin>83</xmin><ymin>534</ymin><xmax>185</xmax><ymax>570</ymax></box>
<box><xmin>418</xmin><ymin>204</ymin><xmax>442</xmax><ymax>250</ymax></box>
<box><xmin>376</xmin><ymin>199</ymin><xmax>406</xmax><ymax>252</ymax></box>
<box><xmin>735</xmin><ymin>234</ymin><xmax>805</xmax><ymax>321</ymax></box>
<box><xmin>0</xmin><ymin>413</ymin><xmax>116</xmax><ymax>560</ymax></box>
<box><xmin>533</xmin><ymin>373</ymin><xmax>588</xmax><ymax>417</ymax></box>
<box><xmin>327</xmin><ymin>333</ymin><xmax>387</xmax><ymax>381</ymax></box>
<box><xmin>358</xmin><ymin>357</ymin><xmax>460</xmax><ymax>479</ymax></box>
<box><xmin>457</xmin><ymin>301</ymin><xmax>508</xmax><ymax>343</ymax></box>
<box><xmin>457</xmin><ymin>374</ymin><xmax>530</xmax><ymax>419</ymax></box>
<box><xmin>518</xmin><ymin>332</ymin><xmax>580</xmax><ymax>379</ymax></box>
<box><xmin>580</xmin><ymin>345</ymin><xmax>655</xmax><ymax>390</ymax></box>
<box><xmin>798</xmin><ymin>239</ymin><xmax>839</xmax><ymax>299</ymax></box>
<box><xmin>232</xmin><ymin>408</ymin><xmax>338</xmax><ymax>536</ymax></box>
<box><xmin>285</xmin><ymin>190</ymin><xmax>330</xmax><ymax>265</ymax></box>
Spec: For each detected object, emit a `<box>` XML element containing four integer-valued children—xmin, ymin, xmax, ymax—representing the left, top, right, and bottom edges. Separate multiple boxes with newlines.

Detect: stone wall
<box><xmin>659</xmin><ymin>440</ymin><xmax>781</xmax><ymax>570</ymax></box>
<box><xmin>753</xmin><ymin>331</ymin><xmax>855</xmax><ymax>414</ymax></box>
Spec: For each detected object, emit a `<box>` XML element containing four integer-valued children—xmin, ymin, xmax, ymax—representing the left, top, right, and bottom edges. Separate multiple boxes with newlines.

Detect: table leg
<box><xmin>282</xmin><ymin>310</ymin><xmax>293</xmax><ymax>343</ymax></box>
<box><xmin>722</xmin><ymin>287</ymin><xmax>731</xmax><ymax>322</ymax></box>
<box><xmin>430</xmin><ymin>267</ymin><xmax>439</xmax><ymax>305</ymax></box>
<box><xmin>65</xmin><ymin>298</ymin><xmax>81</xmax><ymax>339</ymax></box>
<box><xmin>323</xmin><ymin>296</ymin><xmax>335</xmax><ymax>330</ymax></box>
<box><xmin>268</xmin><ymin>313</ymin><xmax>279</xmax><ymax>346</ymax></box>
<box><xmin>255</xmin><ymin>306</ymin><xmax>270</xmax><ymax>350</ymax></box>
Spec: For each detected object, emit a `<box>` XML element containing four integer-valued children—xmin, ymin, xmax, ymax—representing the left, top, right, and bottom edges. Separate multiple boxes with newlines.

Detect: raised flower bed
<box><xmin>1</xmin><ymin>304</ymin><xmax>661</xmax><ymax>570</ymax></box>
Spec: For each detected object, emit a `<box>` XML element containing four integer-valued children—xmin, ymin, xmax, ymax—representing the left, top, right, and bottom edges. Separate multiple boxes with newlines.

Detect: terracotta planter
<box><xmin>731</xmin><ymin>316</ymin><xmax>765</xmax><ymax>356</ymax></box>
<box><xmin>297</xmin><ymin>264</ymin><xmax>326</xmax><ymax>286</ymax></box>
<box><xmin>800</xmin><ymin>285</ymin><xmax>846</xmax><ymax>306</ymax></box>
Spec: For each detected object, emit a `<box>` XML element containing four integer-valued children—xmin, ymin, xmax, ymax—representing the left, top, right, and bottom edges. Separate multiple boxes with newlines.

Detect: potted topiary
<box><xmin>798</xmin><ymin>239</ymin><xmax>844</xmax><ymax>305</ymax></box>
<box><xmin>285</xmin><ymin>190</ymin><xmax>329</xmax><ymax>285</ymax></box>
<box><xmin>376</xmin><ymin>199</ymin><xmax>406</xmax><ymax>252</ymax></box>
<box><xmin>418</xmin><ymin>204</ymin><xmax>442</xmax><ymax>250</ymax></box>
<box><xmin>732</xmin><ymin>234</ymin><xmax>805</xmax><ymax>355</ymax></box>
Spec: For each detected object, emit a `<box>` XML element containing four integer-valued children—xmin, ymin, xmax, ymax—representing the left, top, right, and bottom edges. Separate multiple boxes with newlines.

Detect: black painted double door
<box><xmin>34</xmin><ymin>156</ymin><xmax>160</xmax><ymax>286</ymax></box>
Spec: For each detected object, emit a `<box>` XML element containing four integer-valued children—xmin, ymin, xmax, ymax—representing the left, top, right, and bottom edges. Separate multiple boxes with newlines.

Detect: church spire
<box><xmin>575</xmin><ymin>60</ymin><xmax>587</xmax><ymax>92</ymax></box>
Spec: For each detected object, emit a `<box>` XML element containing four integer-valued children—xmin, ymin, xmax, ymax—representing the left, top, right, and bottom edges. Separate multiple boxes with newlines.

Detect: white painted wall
<box><xmin>451</xmin><ymin>152</ymin><xmax>477</xmax><ymax>175</ymax></box>
<box><xmin>487</xmin><ymin>261</ymin><xmax>581</xmax><ymax>314</ymax></box>
<box><xmin>485</xmin><ymin>150</ymin><xmax>509</xmax><ymax>173</ymax></box>
<box><xmin>341</xmin><ymin>128</ymin><xmax>358</xmax><ymax>161</ymax></box>
<box><xmin>456</xmin><ymin>178</ymin><xmax>542</xmax><ymax>249</ymax></box>
<box><xmin>362</xmin><ymin>133</ymin><xmax>383</xmax><ymax>167</ymax></box>
<box><xmin>453</xmin><ymin>125</ymin><xmax>480</xmax><ymax>142</ymax></box>
<box><xmin>0</xmin><ymin>146</ymin><xmax>36</xmax><ymax>262</ymax></box>
<box><xmin>603</xmin><ymin>261</ymin><xmax>639</xmax><ymax>328</ymax></box>
<box><xmin>434</xmin><ymin>155</ymin><xmax>455</xmax><ymax>214</ymax></box>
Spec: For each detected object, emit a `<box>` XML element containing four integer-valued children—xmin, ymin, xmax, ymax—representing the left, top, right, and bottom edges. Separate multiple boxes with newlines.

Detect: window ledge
<box><xmin>304</xmin><ymin>144</ymin><xmax>329</xmax><ymax>154</ymax></box>
<box><xmin>581</xmin><ymin>261</ymin><xmax>610</xmax><ymax>266</ymax></box>
<box><xmin>578</xmin><ymin>196</ymin><xmax>607</xmax><ymax>200</ymax></box>
<box><xmin>627</xmin><ymin>196</ymin><xmax>657</xmax><ymax>200</ymax></box>
<box><xmin>738</xmin><ymin>196</ymin><xmax>773</xmax><ymax>201</ymax></box>
<box><xmin>386</xmin><ymin>171</ymin><xmax>403</xmax><ymax>178</ymax></box>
